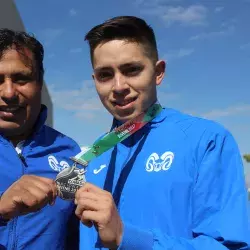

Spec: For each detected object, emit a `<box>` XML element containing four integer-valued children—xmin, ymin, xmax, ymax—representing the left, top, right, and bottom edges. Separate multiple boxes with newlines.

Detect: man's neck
<box><xmin>6</xmin><ymin>131</ymin><xmax>32</xmax><ymax>147</ymax></box>
<box><xmin>8</xmin><ymin>136</ymin><xmax>26</xmax><ymax>147</ymax></box>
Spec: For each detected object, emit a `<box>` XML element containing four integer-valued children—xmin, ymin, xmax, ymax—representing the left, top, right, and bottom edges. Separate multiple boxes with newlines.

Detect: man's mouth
<box><xmin>113</xmin><ymin>97</ymin><xmax>137</xmax><ymax>107</ymax></box>
<box><xmin>0</xmin><ymin>106</ymin><xmax>22</xmax><ymax>113</ymax></box>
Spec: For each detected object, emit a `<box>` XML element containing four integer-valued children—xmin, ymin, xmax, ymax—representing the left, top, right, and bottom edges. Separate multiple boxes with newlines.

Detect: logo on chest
<box><xmin>48</xmin><ymin>155</ymin><xmax>70</xmax><ymax>172</ymax></box>
<box><xmin>93</xmin><ymin>164</ymin><xmax>107</xmax><ymax>174</ymax></box>
<box><xmin>145</xmin><ymin>151</ymin><xmax>174</xmax><ymax>172</ymax></box>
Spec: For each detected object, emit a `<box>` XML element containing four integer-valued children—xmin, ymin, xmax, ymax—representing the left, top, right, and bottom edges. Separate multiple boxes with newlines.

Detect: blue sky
<box><xmin>15</xmin><ymin>0</ymin><xmax>250</xmax><ymax>181</ymax></box>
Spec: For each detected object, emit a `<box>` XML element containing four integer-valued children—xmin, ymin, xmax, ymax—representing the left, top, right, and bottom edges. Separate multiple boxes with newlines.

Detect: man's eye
<box><xmin>0</xmin><ymin>76</ymin><xmax>4</xmax><ymax>84</ymax></box>
<box><xmin>96</xmin><ymin>72</ymin><xmax>113</xmax><ymax>82</ymax></box>
<box><xmin>123</xmin><ymin>66</ymin><xmax>142</xmax><ymax>76</ymax></box>
<box><xmin>15</xmin><ymin>78</ymin><xmax>30</xmax><ymax>83</ymax></box>
<box><xmin>12</xmin><ymin>75</ymin><xmax>33</xmax><ymax>84</ymax></box>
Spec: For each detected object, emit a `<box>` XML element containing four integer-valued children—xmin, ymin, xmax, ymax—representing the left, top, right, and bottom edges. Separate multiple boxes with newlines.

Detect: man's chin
<box><xmin>113</xmin><ymin>110</ymin><xmax>141</xmax><ymax>123</ymax></box>
<box><xmin>0</xmin><ymin>124</ymin><xmax>24</xmax><ymax>137</ymax></box>
<box><xmin>107</xmin><ymin>104</ymin><xmax>144</xmax><ymax>122</ymax></box>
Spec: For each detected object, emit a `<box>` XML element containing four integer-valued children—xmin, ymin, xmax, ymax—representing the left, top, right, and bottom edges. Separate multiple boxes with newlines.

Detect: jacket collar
<box><xmin>33</xmin><ymin>104</ymin><xmax>48</xmax><ymax>134</ymax></box>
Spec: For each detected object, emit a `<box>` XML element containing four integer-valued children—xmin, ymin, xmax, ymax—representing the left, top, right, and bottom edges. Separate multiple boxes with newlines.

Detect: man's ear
<box><xmin>155</xmin><ymin>60</ymin><xmax>166</xmax><ymax>86</ymax></box>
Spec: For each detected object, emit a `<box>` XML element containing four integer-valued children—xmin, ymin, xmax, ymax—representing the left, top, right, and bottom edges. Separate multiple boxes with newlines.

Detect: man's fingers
<box><xmin>75</xmin><ymin>189</ymin><xmax>101</xmax><ymax>203</ymax></box>
<box><xmin>29</xmin><ymin>175</ymin><xmax>55</xmax><ymax>185</ymax></box>
<box><xmin>75</xmin><ymin>183</ymin><xmax>112</xmax><ymax>206</ymax></box>
<box><xmin>12</xmin><ymin>190</ymin><xmax>45</xmax><ymax>215</ymax></box>
<box><xmin>81</xmin><ymin>210</ymin><xmax>103</xmax><ymax>224</ymax></box>
<box><xmin>75</xmin><ymin>198</ymin><xmax>100</xmax><ymax>218</ymax></box>
<box><xmin>24</xmin><ymin>181</ymin><xmax>55</xmax><ymax>205</ymax></box>
<box><xmin>0</xmin><ymin>176</ymin><xmax>57</xmax><ymax>219</ymax></box>
<box><xmin>77</xmin><ymin>182</ymin><xmax>107</xmax><ymax>195</ymax></box>
<box><xmin>75</xmin><ymin>203</ymin><xmax>107</xmax><ymax>226</ymax></box>
<box><xmin>21</xmin><ymin>176</ymin><xmax>57</xmax><ymax>205</ymax></box>
<box><xmin>22</xmin><ymin>185</ymin><xmax>49</xmax><ymax>205</ymax></box>
<box><xmin>81</xmin><ymin>218</ymin><xmax>93</xmax><ymax>228</ymax></box>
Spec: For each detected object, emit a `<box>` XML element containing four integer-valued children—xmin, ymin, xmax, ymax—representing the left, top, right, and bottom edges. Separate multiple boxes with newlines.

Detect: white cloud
<box><xmin>190</xmin><ymin>18</ymin><xmax>236</xmax><ymax>41</ymax></box>
<box><xmin>134</xmin><ymin>0</ymin><xmax>181</xmax><ymax>6</ymax></box>
<box><xmin>240</xmin><ymin>43</ymin><xmax>250</xmax><ymax>50</ymax></box>
<box><xmin>75</xmin><ymin>112</ymin><xmax>96</xmax><ymax>120</ymax></box>
<box><xmin>69</xmin><ymin>8</ymin><xmax>77</xmax><ymax>16</ymax></box>
<box><xmin>189</xmin><ymin>25</ymin><xmax>234</xmax><ymax>41</ymax></box>
<box><xmin>134</xmin><ymin>0</ymin><xmax>146</xmax><ymax>6</ymax></box>
<box><xmin>48</xmin><ymin>80</ymin><xmax>107</xmax><ymax>121</ymax></box>
<box><xmin>202</xmin><ymin>104</ymin><xmax>250</xmax><ymax>119</ymax></box>
<box><xmin>158</xmin><ymin>90</ymin><xmax>180</xmax><ymax>105</ymax></box>
<box><xmin>142</xmin><ymin>4</ymin><xmax>208</xmax><ymax>26</ymax></box>
<box><xmin>221</xmin><ymin>18</ymin><xmax>237</xmax><ymax>28</ymax></box>
<box><xmin>164</xmin><ymin>48</ymin><xmax>194</xmax><ymax>61</ymax></box>
<box><xmin>163</xmin><ymin>5</ymin><xmax>207</xmax><ymax>25</ymax></box>
<box><xmin>214</xmin><ymin>6</ymin><xmax>224</xmax><ymax>13</ymax></box>
<box><xmin>69</xmin><ymin>48</ymin><xmax>83</xmax><ymax>53</ymax></box>
<box><xmin>39</xmin><ymin>28</ymin><xmax>63</xmax><ymax>46</ymax></box>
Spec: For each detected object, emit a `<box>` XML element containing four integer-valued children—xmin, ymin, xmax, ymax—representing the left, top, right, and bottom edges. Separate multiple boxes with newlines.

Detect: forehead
<box><xmin>93</xmin><ymin>40</ymin><xmax>149</xmax><ymax>68</ymax></box>
<box><xmin>0</xmin><ymin>49</ymin><xmax>33</xmax><ymax>73</ymax></box>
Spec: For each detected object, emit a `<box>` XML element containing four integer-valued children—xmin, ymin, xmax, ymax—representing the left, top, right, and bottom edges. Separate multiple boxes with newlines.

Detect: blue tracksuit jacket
<box><xmin>0</xmin><ymin>105</ymin><xmax>81</xmax><ymax>249</ymax></box>
<box><xmin>80</xmin><ymin>107</ymin><xmax>249</xmax><ymax>249</ymax></box>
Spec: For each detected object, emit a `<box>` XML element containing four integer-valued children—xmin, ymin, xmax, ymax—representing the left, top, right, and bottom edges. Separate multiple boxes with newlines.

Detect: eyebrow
<box><xmin>11</xmin><ymin>70</ymin><xmax>33</xmax><ymax>75</ymax></box>
<box><xmin>94</xmin><ymin>61</ymin><xmax>143</xmax><ymax>72</ymax></box>
<box><xmin>0</xmin><ymin>70</ymin><xmax>33</xmax><ymax>75</ymax></box>
<box><xmin>0</xmin><ymin>71</ymin><xmax>34</xmax><ymax>78</ymax></box>
<box><xmin>119</xmin><ymin>62</ymin><xmax>143</xmax><ymax>69</ymax></box>
<box><xmin>94</xmin><ymin>66</ymin><xmax>112</xmax><ymax>72</ymax></box>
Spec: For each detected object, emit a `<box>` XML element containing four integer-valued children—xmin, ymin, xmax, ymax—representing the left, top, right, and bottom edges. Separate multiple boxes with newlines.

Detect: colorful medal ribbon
<box><xmin>71</xmin><ymin>103</ymin><xmax>163</xmax><ymax>166</ymax></box>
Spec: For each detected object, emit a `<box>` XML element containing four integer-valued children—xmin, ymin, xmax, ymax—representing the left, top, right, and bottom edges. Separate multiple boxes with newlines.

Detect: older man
<box><xmin>0</xmin><ymin>29</ymin><xmax>80</xmax><ymax>250</ymax></box>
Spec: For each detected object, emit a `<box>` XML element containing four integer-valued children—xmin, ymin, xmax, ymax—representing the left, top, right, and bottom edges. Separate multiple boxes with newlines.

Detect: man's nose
<box><xmin>0</xmin><ymin>79</ymin><xmax>18</xmax><ymax>103</ymax></box>
<box><xmin>112</xmin><ymin>74</ymin><xmax>129</xmax><ymax>94</ymax></box>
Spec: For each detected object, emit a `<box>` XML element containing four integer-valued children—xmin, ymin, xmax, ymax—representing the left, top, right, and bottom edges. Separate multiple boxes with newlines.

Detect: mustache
<box><xmin>0</xmin><ymin>104</ymin><xmax>25</xmax><ymax>111</ymax></box>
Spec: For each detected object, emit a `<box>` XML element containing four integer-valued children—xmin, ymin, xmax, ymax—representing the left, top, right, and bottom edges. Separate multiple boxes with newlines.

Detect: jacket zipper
<box><xmin>8</xmin><ymin>143</ymin><xmax>27</xmax><ymax>250</ymax></box>
<box><xmin>115</xmin><ymin>135</ymin><xmax>135</xmax><ymax>209</ymax></box>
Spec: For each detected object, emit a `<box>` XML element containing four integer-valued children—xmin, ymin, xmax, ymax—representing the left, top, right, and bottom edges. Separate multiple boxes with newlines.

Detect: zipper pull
<box><xmin>18</xmin><ymin>154</ymin><xmax>27</xmax><ymax>167</ymax></box>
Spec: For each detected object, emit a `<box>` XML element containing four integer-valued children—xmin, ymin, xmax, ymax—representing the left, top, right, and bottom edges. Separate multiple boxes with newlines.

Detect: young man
<box><xmin>76</xmin><ymin>16</ymin><xmax>249</xmax><ymax>249</ymax></box>
<box><xmin>0</xmin><ymin>29</ymin><xmax>80</xmax><ymax>249</ymax></box>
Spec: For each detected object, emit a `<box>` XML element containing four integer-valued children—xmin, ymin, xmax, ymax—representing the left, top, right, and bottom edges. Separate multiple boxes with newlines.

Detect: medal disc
<box><xmin>55</xmin><ymin>165</ymin><xmax>86</xmax><ymax>200</ymax></box>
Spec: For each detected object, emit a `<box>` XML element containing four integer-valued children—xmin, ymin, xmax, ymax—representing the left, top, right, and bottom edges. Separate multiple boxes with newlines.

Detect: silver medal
<box><xmin>55</xmin><ymin>164</ymin><xmax>86</xmax><ymax>200</ymax></box>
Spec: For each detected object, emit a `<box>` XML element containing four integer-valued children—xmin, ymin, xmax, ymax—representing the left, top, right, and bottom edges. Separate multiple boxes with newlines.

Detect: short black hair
<box><xmin>0</xmin><ymin>28</ymin><xmax>44</xmax><ymax>84</ymax></box>
<box><xmin>85</xmin><ymin>16</ymin><xmax>158</xmax><ymax>64</ymax></box>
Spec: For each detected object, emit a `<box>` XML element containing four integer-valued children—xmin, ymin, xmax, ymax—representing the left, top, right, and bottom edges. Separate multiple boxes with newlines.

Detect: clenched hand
<box><xmin>75</xmin><ymin>183</ymin><xmax>123</xmax><ymax>249</ymax></box>
<box><xmin>0</xmin><ymin>175</ymin><xmax>57</xmax><ymax>220</ymax></box>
